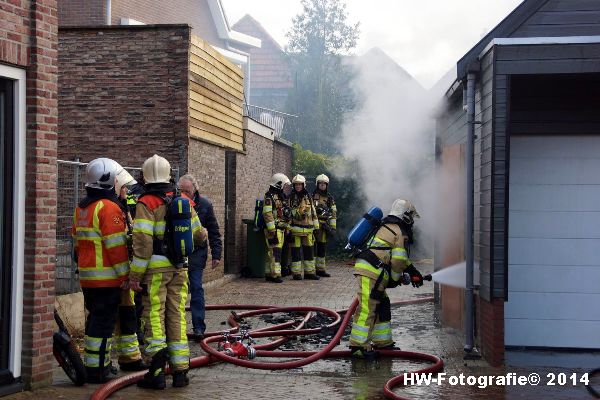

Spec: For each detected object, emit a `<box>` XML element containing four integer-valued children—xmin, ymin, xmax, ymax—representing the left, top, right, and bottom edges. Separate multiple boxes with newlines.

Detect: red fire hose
<box><xmin>90</xmin><ymin>297</ymin><xmax>441</xmax><ymax>400</ymax></box>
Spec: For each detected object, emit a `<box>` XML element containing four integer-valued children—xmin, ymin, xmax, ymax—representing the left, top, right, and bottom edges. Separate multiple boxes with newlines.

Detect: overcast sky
<box><xmin>222</xmin><ymin>0</ymin><xmax>524</xmax><ymax>88</ymax></box>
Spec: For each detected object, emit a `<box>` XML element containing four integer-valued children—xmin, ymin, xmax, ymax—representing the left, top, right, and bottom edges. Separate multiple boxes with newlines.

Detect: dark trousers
<box><xmin>188</xmin><ymin>250</ymin><xmax>208</xmax><ymax>333</ymax></box>
<box><xmin>82</xmin><ymin>287</ymin><xmax>121</xmax><ymax>370</ymax></box>
<box><xmin>83</xmin><ymin>287</ymin><xmax>121</xmax><ymax>337</ymax></box>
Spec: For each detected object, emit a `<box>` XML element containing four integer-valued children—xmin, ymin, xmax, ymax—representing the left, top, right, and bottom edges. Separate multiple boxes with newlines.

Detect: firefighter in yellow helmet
<box><xmin>72</xmin><ymin>158</ymin><xmax>145</xmax><ymax>383</ymax></box>
<box><xmin>288</xmin><ymin>174</ymin><xmax>320</xmax><ymax>280</ymax></box>
<box><xmin>126</xmin><ymin>155</ymin><xmax>207</xmax><ymax>389</ymax></box>
<box><xmin>312</xmin><ymin>174</ymin><xmax>337</xmax><ymax>277</ymax></box>
<box><xmin>349</xmin><ymin>199</ymin><xmax>424</xmax><ymax>360</ymax></box>
<box><xmin>262</xmin><ymin>173</ymin><xmax>291</xmax><ymax>283</ymax></box>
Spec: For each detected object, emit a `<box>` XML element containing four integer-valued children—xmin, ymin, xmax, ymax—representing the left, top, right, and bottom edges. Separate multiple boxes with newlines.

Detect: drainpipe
<box><xmin>105</xmin><ymin>0</ymin><xmax>111</xmax><ymax>25</ymax></box>
<box><xmin>464</xmin><ymin>72</ymin><xmax>476</xmax><ymax>354</ymax></box>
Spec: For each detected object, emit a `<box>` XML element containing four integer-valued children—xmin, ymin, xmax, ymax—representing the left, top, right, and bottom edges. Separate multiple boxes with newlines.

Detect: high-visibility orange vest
<box><xmin>72</xmin><ymin>199</ymin><xmax>129</xmax><ymax>288</ymax></box>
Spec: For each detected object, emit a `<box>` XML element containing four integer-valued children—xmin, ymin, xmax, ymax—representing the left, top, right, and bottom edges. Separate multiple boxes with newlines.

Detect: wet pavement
<box><xmin>6</xmin><ymin>260</ymin><xmax>597</xmax><ymax>399</ymax></box>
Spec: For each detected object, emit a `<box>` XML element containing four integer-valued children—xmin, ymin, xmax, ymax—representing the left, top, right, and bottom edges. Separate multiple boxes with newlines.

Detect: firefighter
<box><xmin>288</xmin><ymin>174</ymin><xmax>320</xmax><ymax>280</ymax></box>
<box><xmin>126</xmin><ymin>155</ymin><xmax>207</xmax><ymax>390</ymax></box>
<box><xmin>72</xmin><ymin>158</ymin><xmax>144</xmax><ymax>383</ymax></box>
<box><xmin>348</xmin><ymin>199</ymin><xmax>423</xmax><ymax>360</ymax></box>
<box><xmin>115</xmin><ymin>165</ymin><xmax>145</xmax><ymax>345</ymax></box>
<box><xmin>312</xmin><ymin>174</ymin><xmax>337</xmax><ymax>277</ymax></box>
<box><xmin>262</xmin><ymin>173</ymin><xmax>291</xmax><ymax>283</ymax></box>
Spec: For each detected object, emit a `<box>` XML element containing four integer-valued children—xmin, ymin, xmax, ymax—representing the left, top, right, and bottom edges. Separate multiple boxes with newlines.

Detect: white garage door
<box><xmin>506</xmin><ymin>135</ymin><xmax>600</xmax><ymax>348</ymax></box>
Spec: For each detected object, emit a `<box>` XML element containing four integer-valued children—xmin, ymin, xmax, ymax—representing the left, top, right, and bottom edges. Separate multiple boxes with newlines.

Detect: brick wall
<box><xmin>478</xmin><ymin>295</ymin><xmax>504</xmax><ymax>366</ymax></box>
<box><xmin>58</xmin><ymin>0</ymin><xmax>104</xmax><ymax>26</ymax></box>
<box><xmin>0</xmin><ymin>0</ymin><xmax>60</xmax><ymax>389</ymax></box>
<box><xmin>187</xmin><ymin>138</ymin><xmax>226</xmax><ymax>281</ymax></box>
<box><xmin>57</xmin><ymin>0</ymin><xmax>225</xmax><ymax>48</ymax></box>
<box><xmin>226</xmin><ymin>131</ymin><xmax>275</xmax><ymax>273</ymax></box>
<box><xmin>272</xmin><ymin>139</ymin><xmax>293</xmax><ymax>177</ymax></box>
<box><xmin>58</xmin><ymin>25</ymin><xmax>190</xmax><ymax>168</ymax></box>
<box><xmin>110</xmin><ymin>0</ymin><xmax>223</xmax><ymax>46</ymax></box>
<box><xmin>0</xmin><ymin>0</ymin><xmax>32</xmax><ymax>66</ymax></box>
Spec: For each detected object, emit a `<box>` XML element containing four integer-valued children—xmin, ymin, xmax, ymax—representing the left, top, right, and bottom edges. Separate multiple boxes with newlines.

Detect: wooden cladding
<box><xmin>189</xmin><ymin>34</ymin><xmax>244</xmax><ymax>151</ymax></box>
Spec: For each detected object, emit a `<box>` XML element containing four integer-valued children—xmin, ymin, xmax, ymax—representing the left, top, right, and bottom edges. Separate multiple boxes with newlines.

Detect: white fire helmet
<box><xmin>85</xmin><ymin>158</ymin><xmax>119</xmax><ymax>190</ymax></box>
<box><xmin>389</xmin><ymin>198</ymin><xmax>420</xmax><ymax>225</ymax></box>
<box><xmin>142</xmin><ymin>154</ymin><xmax>171</xmax><ymax>184</ymax></box>
<box><xmin>315</xmin><ymin>174</ymin><xmax>329</xmax><ymax>185</ymax></box>
<box><xmin>115</xmin><ymin>164</ymin><xmax>137</xmax><ymax>194</ymax></box>
<box><xmin>292</xmin><ymin>174</ymin><xmax>306</xmax><ymax>186</ymax></box>
<box><xmin>270</xmin><ymin>173</ymin><xmax>291</xmax><ymax>190</ymax></box>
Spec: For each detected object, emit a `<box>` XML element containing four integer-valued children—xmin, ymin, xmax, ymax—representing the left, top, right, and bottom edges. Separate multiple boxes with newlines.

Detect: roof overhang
<box><xmin>479</xmin><ymin>35</ymin><xmax>600</xmax><ymax>58</ymax></box>
<box><xmin>207</xmin><ymin>0</ymin><xmax>261</xmax><ymax>48</ymax></box>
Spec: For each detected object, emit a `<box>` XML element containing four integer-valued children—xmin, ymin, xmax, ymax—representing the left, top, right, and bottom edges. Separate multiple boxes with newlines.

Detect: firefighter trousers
<box><xmin>114</xmin><ymin>289</ymin><xmax>143</xmax><ymax>364</ymax></box>
<box><xmin>313</xmin><ymin>228</ymin><xmax>328</xmax><ymax>273</ymax></box>
<box><xmin>141</xmin><ymin>269</ymin><xmax>190</xmax><ymax>371</ymax></box>
<box><xmin>264</xmin><ymin>229</ymin><xmax>285</xmax><ymax>278</ymax></box>
<box><xmin>289</xmin><ymin>233</ymin><xmax>315</xmax><ymax>276</ymax></box>
<box><xmin>349</xmin><ymin>275</ymin><xmax>393</xmax><ymax>350</ymax></box>
<box><xmin>82</xmin><ymin>287</ymin><xmax>121</xmax><ymax>371</ymax></box>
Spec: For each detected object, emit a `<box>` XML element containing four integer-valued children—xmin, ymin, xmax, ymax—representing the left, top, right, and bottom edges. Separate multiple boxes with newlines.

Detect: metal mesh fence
<box><xmin>55</xmin><ymin>159</ymin><xmax>179</xmax><ymax>295</ymax></box>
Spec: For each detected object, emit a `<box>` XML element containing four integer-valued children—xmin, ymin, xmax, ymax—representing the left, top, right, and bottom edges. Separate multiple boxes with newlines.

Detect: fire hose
<box><xmin>91</xmin><ymin>297</ymin><xmax>442</xmax><ymax>400</ymax></box>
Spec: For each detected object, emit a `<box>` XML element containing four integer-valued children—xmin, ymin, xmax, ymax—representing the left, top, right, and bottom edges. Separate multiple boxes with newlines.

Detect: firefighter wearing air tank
<box><xmin>312</xmin><ymin>174</ymin><xmax>337</xmax><ymax>277</ymax></box>
<box><xmin>262</xmin><ymin>173</ymin><xmax>291</xmax><ymax>283</ymax></box>
<box><xmin>288</xmin><ymin>174</ymin><xmax>320</xmax><ymax>280</ymax></box>
<box><xmin>127</xmin><ymin>155</ymin><xmax>207</xmax><ymax>390</ymax></box>
<box><xmin>349</xmin><ymin>199</ymin><xmax>424</xmax><ymax>360</ymax></box>
<box><xmin>72</xmin><ymin>158</ymin><xmax>146</xmax><ymax>384</ymax></box>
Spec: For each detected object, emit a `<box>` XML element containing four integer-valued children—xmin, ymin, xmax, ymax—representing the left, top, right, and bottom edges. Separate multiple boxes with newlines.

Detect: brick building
<box><xmin>57</xmin><ymin>0</ymin><xmax>260</xmax><ymax>94</ymax></box>
<box><xmin>57</xmin><ymin>5</ymin><xmax>293</xmax><ymax>280</ymax></box>
<box><xmin>232</xmin><ymin>14</ymin><xmax>294</xmax><ymax>110</ymax></box>
<box><xmin>0</xmin><ymin>0</ymin><xmax>58</xmax><ymax>394</ymax></box>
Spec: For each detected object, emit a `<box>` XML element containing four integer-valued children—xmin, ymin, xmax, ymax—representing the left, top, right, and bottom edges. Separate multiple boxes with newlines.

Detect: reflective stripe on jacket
<box><xmin>72</xmin><ymin>199</ymin><xmax>129</xmax><ymax>288</ymax></box>
<box><xmin>353</xmin><ymin>224</ymin><xmax>409</xmax><ymax>282</ymax></box>
<box><xmin>130</xmin><ymin>194</ymin><xmax>207</xmax><ymax>280</ymax></box>
<box><xmin>289</xmin><ymin>191</ymin><xmax>319</xmax><ymax>234</ymax></box>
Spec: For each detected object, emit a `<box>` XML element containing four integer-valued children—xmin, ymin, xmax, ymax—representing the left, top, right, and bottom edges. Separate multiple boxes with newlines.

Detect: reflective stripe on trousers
<box><xmin>142</xmin><ymin>270</ymin><xmax>190</xmax><ymax>370</ymax></box>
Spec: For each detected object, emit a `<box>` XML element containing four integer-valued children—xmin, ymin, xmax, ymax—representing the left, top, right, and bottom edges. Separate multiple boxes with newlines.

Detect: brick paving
<box><xmin>6</xmin><ymin>260</ymin><xmax>594</xmax><ymax>399</ymax></box>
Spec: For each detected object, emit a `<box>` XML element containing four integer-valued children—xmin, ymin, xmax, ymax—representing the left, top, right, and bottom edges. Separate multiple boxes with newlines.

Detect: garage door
<box><xmin>506</xmin><ymin>135</ymin><xmax>600</xmax><ymax>348</ymax></box>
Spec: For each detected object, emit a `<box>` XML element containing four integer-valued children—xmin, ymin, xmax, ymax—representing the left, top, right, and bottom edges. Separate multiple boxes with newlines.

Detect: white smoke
<box><xmin>338</xmin><ymin>48</ymin><xmax>441</xmax><ymax>256</ymax></box>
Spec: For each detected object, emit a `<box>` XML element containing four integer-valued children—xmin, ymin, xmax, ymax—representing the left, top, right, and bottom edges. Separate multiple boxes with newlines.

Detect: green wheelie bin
<box><xmin>242</xmin><ymin>219</ymin><xmax>269</xmax><ymax>278</ymax></box>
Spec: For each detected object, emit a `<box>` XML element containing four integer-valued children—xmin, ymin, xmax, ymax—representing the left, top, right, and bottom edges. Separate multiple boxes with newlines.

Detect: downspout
<box><xmin>105</xmin><ymin>0</ymin><xmax>111</xmax><ymax>25</ymax></box>
<box><xmin>464</xmin><ymin>72</ymin><xmax>476</xmax><ymax>354</ymax></box>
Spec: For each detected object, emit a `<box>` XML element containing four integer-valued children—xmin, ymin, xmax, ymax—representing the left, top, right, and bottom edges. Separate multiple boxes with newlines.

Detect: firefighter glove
<box><xmin>405</xmin><ymin>263</ymin><xmax>423</xmax><ymax>288</ymax></box>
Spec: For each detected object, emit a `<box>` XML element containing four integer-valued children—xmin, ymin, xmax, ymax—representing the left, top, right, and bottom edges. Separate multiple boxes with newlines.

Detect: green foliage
<box><xmin>287</xmin><ymin>0</ymin><xmax>360</xmax><ymax>56</ymax></box>
<box><xmin>292</xmin><ymin>144</ymin><xmax>365</xmax><ymax>259</ymax></box>
<box><xmin>285</xmin><ymin>0</ymin><xmax>359</xmax><ymax>155</ymax></box>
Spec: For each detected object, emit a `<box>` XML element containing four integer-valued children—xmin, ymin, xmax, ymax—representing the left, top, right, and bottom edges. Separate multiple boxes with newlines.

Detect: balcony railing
<box><xmin>244</xmin><ymin>103</ymin><xmax>299</xmax><ymax>140</ymax></box>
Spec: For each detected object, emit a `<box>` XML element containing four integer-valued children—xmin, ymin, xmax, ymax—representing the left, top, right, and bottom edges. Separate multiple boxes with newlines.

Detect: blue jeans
<box><xmin>188</xmin><ymin>251</ymin><xmax>208</xmax><ymax>333</ymax></box>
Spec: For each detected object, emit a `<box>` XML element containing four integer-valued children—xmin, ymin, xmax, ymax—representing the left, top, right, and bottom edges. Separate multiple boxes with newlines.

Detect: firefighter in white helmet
<box><xmin>312</xmin><ymin>174</ymin><xmax>337</xmax><ymax>277</ymax></box>
<box><xmin>73</xmin><ymin>158</ymin><xmax>146</xmax><ymax>383</ymax></box>
<box><xmin>288</xmin><ymin>174</ymin><xmax>320</xmax><ymax>280</ymax></box>
<box><xmin>262</xmin><ymin>173</ymin><xmax>291</xmax><ymax>283</ymax></box>
<box><xmin>126</xmin><ymin>155</ymin><xmax>207</xmax><ymax>389</ymax></box>
<box><xmin>349</xmin><ymin>198</ymin><xmax>423</xmax><ymax>360</ymax></box>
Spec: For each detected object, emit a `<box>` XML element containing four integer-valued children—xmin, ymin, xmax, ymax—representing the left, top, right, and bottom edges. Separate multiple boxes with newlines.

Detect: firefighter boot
<box><xmin>172</xmin><ymin>369</ymin><xmax>190</xmax><ymax>388</ymax></box>
<box><xmin>119</xmin><ymin>359</ymin><xmax>148</xmax><ymax>372</ymax></box>
<box><xmin>137</xmin><ymin>349</ymin><xmax>167</xmax><ymax>390</ymax></box>
<box><xmin>316</xmin><ymin>270</ymin><xmax>331</xmax><ymax>278</ymax></box>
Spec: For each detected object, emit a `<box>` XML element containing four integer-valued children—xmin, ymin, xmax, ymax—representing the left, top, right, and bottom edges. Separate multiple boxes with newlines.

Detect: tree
<box><xmin>285</xmin><ymin>0</ymin><xmax>359</xmax><ymax>155</ymax></box>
